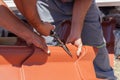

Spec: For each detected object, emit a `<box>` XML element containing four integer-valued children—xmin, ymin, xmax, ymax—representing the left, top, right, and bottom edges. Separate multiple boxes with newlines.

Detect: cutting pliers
<box><xmin>50</xmin><ymin>30</ymin><xmax>72</xmax><ymax>57</ymax></box>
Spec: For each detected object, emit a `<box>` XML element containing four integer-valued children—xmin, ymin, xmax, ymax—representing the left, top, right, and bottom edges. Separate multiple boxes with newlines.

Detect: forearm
<box><xmin>14</xmin><ymin>0</ymin><xmax>42</xmax><ymax>29</ymax></box>
<box><xmin>0</xmin><ymin>1</ymin><xmax>36</xmax><ymax>40</ymax></box>
<box><xmin>71</xmin><ymin>0</ymin><xmax>92</xmax><ymax>36</ymax></box>
<box><xmin>14</xmin><ymin>0</ymin><xmax>54</xmax><ymax>36</ymax></box>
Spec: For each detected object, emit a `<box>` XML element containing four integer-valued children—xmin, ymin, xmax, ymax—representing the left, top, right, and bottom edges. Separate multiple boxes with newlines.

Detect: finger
<box><xmin>33</xmin><ymin>39</ymin><xmax>49</xmax><ymax>54</ymax></box>
<box><xmin>37</xmin><ymin>37</ymin><xmax>48</xmax><ymax>51</ymax></box>
<box><xmin>32</xmin><ymin>34</ymin><xmax>50</xmax><ymax>54</ymax></box>
<box><xmin>42</xmin><ymin>44</ymin><xmax>50</xmax><ymax>54</ymax></box>
<box><xmin>44</xmin><ymin>22</ymin><xmax>55</xmax><ymax>30</ymax></box>
<box><xmin>78</xmin><ymin>47</ymin><xmax>86</xmax><ymax>59</ymax></box>
<box><xmin>39</xmin><ymin>43</ymin><xmax>49</xmax><ymax>54</ymax></box>
<box><xmin>37</xmin><ymin>44</ymin><xmax>50</xmax><ymax>54</ymax></box>
<box><xmin>39</xmin><ymin>37</ymin><xmax>50</xmax><ymax>54</ymax></box>
<box><xmin>77</xmin><ymin>45</ymin><xmax>82</xmax><ymax>56</ymax></box>
<box><xmin>73</xmin><ymin>38</ymin><xmax>82</xmax><ymax>56</ymax></box>
<box><xmin>42</xmin><ymin>46</ymin><xmax>50</xmax><ymax>54</ymax></box>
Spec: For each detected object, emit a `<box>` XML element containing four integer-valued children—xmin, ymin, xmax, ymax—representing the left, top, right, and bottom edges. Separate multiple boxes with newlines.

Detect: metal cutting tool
<box><xmin>50</xmin><ymin>30</ymin><xmax>72</xmax><ymax>57</ymax></box>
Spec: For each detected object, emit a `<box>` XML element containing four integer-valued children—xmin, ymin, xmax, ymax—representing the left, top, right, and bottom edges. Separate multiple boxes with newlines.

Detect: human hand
<box><xmin>36</xmin><ymin>22</ymin><xmax>55</xmax><ymax>36</ymax></box>
<box><xmin>25</xmin><ymin>33</ymin><xmax>49</xmax><ymax>54</ymax></box>
<box><xmin>66</xmin><ymin>35</ymin><xmax>86</xmax><ymax>57</ymax></box>
<box><xmin>74</xmin><ymin>38</ymin><xmax>83</xmax><ymax>56</ymax></box>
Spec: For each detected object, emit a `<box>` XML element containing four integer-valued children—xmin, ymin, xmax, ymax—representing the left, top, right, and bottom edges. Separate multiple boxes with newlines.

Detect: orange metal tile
<box><xmin>0</xmin><ymin>46</ymin><xmax>33</xmax><ymax>66</ymax></box>
<box><xmin>1</xmin><ymin>45</ymin><xmax>113</xmax><ymax>80</ymax></box>
<box><xmin>0</xmin><ymin>66</ymin><xmax>21</xmax><ymax>80</ymax></box>
<box><xmin>22</xmin><ymin>45</ymin><xmax>98</xmax><ymax>80</ymax></box>
<box><xmin>0</xmin><ymin>46</ymin><xmax>33</xmax><ymax>80</ymax></box>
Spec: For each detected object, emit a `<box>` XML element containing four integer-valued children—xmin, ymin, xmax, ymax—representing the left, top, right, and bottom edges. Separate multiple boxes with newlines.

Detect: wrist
<box><xmin>70</xmin><ymin>27</ymin><xmax>81</xmax><ymax>36</ymax></box>
<box><xmin>34</xmin><ymin>20</ymin><xmax>43</xmax><ymax>28</ymax></box>
<box><xmin>34</xmin><ymin>22</ymin><xmax>44</xmax><ymax>34</ymax></box>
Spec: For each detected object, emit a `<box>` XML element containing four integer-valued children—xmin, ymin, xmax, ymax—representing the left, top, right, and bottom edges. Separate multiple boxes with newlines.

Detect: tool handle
<box><xmin>50</xmin><ymin>30</ymin><xmax>64</xmax><ymax>45</ymax></box>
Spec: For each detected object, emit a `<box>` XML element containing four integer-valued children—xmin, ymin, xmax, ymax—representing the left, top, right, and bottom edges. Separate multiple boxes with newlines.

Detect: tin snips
<box><xmin>50</xmin><ymin>30</ymin><xmax>72</xmax><ymax>57</ymax></box>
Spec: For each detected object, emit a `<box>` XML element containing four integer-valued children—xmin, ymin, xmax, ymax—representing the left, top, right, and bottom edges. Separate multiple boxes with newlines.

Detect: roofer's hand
<box><xmin>35</xmin><ymin>22</ymin><xmax>55</xmax><ymax>36</ymax></box>
<box><xmin>26</xmin><ymin>33</ymin><xmax>49</xmax><ymax>54</ymax></box>
<box><xmin>74</xmin><ymin>38</ymin><xmax>83</xmax><ymax>56</ymax></box>
<box><xmin>66</xmin><ymin>34</ymin><xmax>86</xmax><ymax>58</ymax></box>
